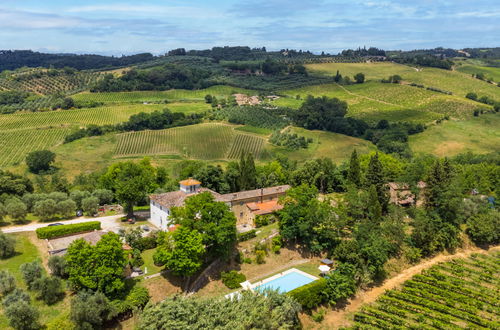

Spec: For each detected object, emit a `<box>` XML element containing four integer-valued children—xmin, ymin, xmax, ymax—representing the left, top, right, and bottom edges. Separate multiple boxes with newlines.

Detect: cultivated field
<box><xmin>73</xmin><ymin>85</ymin><xmax>256</xmax><ymax>104</ymax></box>
<box><xmin>114</xmin><ymin>123</ymin><xmax>265</xmax><ymax>160</ymax></box>
<box><xmin>306</xmin><ymin>62</ymin><xmax>500</xmax><ymax>100</ymax></box>
<box><xmin>273</xmin><ymin>81</ymin><xmax>485</xmax><ymax>123</ymax></box>
<box><xmin>0</xmin><ymin>71</ymin><xmax>101</xmax><ymax>95</ymax></box>
<box><xmin>409</xmin><ymin>114</ymin><xmax>500</xmax><ymax>157</ymax></box>
<box><xmin>456</xmin><ymin>59</ymin><xmax>500</xmax><ymax>82</ymax></box>
<box><xmin>353</xmin><ymin>251</ymin><xmax>500</xmax><ymax>329</ymax></box>
<box><xmin>0</xmin><ymin>104</ymin><xmax>164</xmax><ymax>168</ymax></box>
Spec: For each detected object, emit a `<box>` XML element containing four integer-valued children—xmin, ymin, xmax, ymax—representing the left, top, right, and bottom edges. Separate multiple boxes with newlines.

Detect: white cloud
<box><xmin>456</xmin><ymin>10</ymin><xmax>500</xmax><ymax>18</ymax></box>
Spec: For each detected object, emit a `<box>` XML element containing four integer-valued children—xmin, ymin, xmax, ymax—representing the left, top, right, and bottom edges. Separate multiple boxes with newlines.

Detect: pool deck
<box><xmin>248</xmin><ymin>268</ymin><xmax>318</xmax><ymax>291</ymax></box>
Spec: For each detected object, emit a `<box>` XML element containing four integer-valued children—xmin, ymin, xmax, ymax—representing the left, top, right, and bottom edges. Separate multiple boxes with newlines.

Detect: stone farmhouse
<box><xmin>149</xmin><ymin>179</ymin><xmax>289</xmax><ymax>231</ymax></box>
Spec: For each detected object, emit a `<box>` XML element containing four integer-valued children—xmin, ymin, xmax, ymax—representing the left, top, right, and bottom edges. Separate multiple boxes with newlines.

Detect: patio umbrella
<box><xmin>318</xmin><ymin>265</ymin><xmax>330</xmax><ymax>272</ymax></box>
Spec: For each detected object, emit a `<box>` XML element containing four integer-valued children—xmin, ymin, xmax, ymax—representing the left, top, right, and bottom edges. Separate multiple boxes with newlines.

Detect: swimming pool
<box><xmin>252</xmin><ymin>268</ymin><xmax>318</xmax><ymax>293</ymax></box>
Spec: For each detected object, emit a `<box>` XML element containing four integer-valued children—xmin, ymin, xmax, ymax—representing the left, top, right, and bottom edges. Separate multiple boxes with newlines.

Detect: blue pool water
<box><xmin>254</xmin><ymin>271</ymin><xmax>316</xmax><ymax>293</ymax></box>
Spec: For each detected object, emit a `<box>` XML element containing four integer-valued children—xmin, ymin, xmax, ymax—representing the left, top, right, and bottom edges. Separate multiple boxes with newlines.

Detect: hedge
<box><xmin>238</xmin><ymin>229</ymin><xmax>257</xmax><ymax>242</ymax></box>
<box><xmin>36</xmin><ymin>221</ymin><xmax>101</xmax><ymax>239</ymax></box>
<box><xmin>287</xmin><ymin>278</ymin><xmax>327</xmax><ymax>309</ymax></box>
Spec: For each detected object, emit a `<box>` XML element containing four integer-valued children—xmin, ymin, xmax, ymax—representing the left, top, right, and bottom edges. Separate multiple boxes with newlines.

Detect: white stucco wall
<box><xmin>149</xmin><ymin>201</ymin><xmax>171</xmax><ymax>231</ymax></box>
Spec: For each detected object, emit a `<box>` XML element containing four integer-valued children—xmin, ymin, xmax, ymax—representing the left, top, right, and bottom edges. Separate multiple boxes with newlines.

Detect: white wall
<box><xmin>149</xmin><ymin>201</ymin><xmax>171</xmax><ymax>231</ymax></box>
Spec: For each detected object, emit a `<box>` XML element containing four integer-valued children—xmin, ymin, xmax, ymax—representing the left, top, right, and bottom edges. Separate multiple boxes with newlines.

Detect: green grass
<box><xmin>455</xmin><ymin>59</ymin><xmax>500</xmax><ymax>82</ymax></box>
<box><xmin>409</xmin><ymin>114</ymin><xmax>500</xmax><ymax>157</ymax></box>
<box><xmin>73</xmin><ymin>85</ymin><xmax>256</xmax><ymax>104</ymax></box>
<box><xmin>234</xmin><ymin>125</ymin><xmax>273</xmax><ymax>135</ymax></box>
<box><xmin>268</xmin><ymin>127</ymin><xmax>376</xmax><ymax>162</ymax></box>
<box><xmin>140</xmin><ymin>248</ymin><xmax>163</xmax><ymax>276</ymax></box>
<box><xmin>0</xmin><ymin>233</ymin><xmax>70</xmax><ymax>329</ymax></box>
<box><xmin>307</xmin><ymin>62</ymin><xmax>500</xmax><ymax>101</ymax></box>
<box><xmin>276</xmin><ymin>81</ymin><xmax>488</xmax><ymax>124</ymax></box>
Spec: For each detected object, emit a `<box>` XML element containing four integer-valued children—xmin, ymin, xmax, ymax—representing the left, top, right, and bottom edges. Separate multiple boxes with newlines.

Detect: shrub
<box><xmin>2</xmin><ymin>288</ymin><xmax>30</xmax><ymax>307</ymax></box>
<box><xmin>238</xmin><ymin>229</ymin><xmax>257</xmax><ymax>242</ymax></box>
<box><xmin>48</xmin><ymin>255</ymin><xmax>68</xmax><ymax>278</ymax></box>
<box><xmin>466</xmin><ymin>211</ymin><xmax>500</xmax><ymax>245</ymax></box>
<box><xmin>5</xmin><ymin>198</ymin><xmax>28</xmax><ymax>221</ymax></box>
<box><xmin>33</xmin><ymin>276</ymin><xmax>64</xmax><ymax>305</ymax></box>
<box><xmin>254</xmin><ymin>215</ymin><xmax>270</xmax><ymax>227</ymax></box>
<box><xmin>255</xmin><ymin>250</ymin><xmax>266</xmax><ymax>264</ymax></box>
<box><xmin>465</xmin><ymin>92</ymin><xmax>478</xmax><ymax>101</ymax></box>
<box><xmin>25</xmin><ymin>150</ymin><xmax>56</xmax><ymax>174</ymax></box>
<box><xmin>81</xmin><ymin>196</ymin><xmax>99</xmax><ymax>216</ymax></box>
<box><xmin>35</xmin><ymin>221</ymin><xmax>101</xmax><ymax>239</ymax></box>
<box><xmin>0</xmin><ymin>270</ymin><xmax>16</xmax><ymax>296</ymax></box>
<box><xmin>20</xmin><ymin>261</ymin><xmax>43</xmax><ymax>290</ymax></box>
<box><xmin>311</xmin><ymin>309</ymin><xmax>326</xmax><ymax>322</ymax></box>
<box><xmin>111</xmin><ymin>286</ymin><xmax>150</xmax><ymax>317</ymax></box>
<box><xmin>288</xmin><ymin>278</ymin><xmax>327</xmax><ymax>309</ymax></box>
<box><xmin>4</xmin><ymin>301</ymin><xmax>40</xmax><ymax>330</ymax></box>
<box><xmin>221</xmin><ymin>270</ymin><xmax>247</xmax><ymax>289</ymax></box>
<box><xmin>70</xmin><ymin>291</ymin><xmax>113</xmax><ymax>330</ymax></box>
<box><xmin>0</xmin><ymin>231</ymin><xmax>16</xmax><ymax>259</ymax></box>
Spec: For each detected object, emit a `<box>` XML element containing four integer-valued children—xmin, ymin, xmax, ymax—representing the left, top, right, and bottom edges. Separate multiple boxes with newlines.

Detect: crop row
<box><xmin>0</xmin><ymin>128</ymin><xmax>69</xmax><ymax>167</ymax></box>
<box><xmin>114</xmin><ymin>124</ymin><xmax>265</xmax><ymax>160</ymax></box>
<box><xmin>353</xmin><ymin>252</ymin><xmax>499</xmax><ymax>329</ymax></box>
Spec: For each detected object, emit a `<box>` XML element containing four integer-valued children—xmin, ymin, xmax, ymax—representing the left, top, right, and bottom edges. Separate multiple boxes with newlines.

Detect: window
<box><xmin>240</xmin><ymin>212</ymin><xmax>243</xmax><ymax>218</ymax></box>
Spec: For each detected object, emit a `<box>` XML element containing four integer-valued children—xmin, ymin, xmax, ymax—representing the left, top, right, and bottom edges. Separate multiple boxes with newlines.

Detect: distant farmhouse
<box><xmin>149</xmin><ymin>179</ymin><xmax>289</xmax><ymax>231</ymax></box>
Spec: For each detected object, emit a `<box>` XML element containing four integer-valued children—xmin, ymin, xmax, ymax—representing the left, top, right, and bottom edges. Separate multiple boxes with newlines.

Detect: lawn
<box><xmin>140</xmin><ymin>248</ymin><xmax>163</xmax><ymax>276</ymax></box>
<box><xmin>409</xmin><ymin>114</ymin><xmax>500</xmax><ymax>156</ymax></box>
<box><xmin>269</xmin><ymin>127</ymin><xmax>376</xmax><ymax>163</ymax></box>
<box><xmin>0</xmin><ymin>232</ymin><xmax>71</xmax><ymax>329</ymax></box>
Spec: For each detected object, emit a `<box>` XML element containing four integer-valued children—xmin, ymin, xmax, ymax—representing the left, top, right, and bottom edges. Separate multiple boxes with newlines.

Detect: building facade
<box><xmin>149</xmin><ymin>179</ymin><xmax>289</xmax><ymax>231</ymax></box>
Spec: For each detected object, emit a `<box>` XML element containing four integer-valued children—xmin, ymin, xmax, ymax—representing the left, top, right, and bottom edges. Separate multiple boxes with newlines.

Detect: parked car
<box><xmin>47</xmin><ymin>223</ymin><xmax>64</xmax><ymax>227</ymax></box>
<box><xmin>76</xmin><ymin>210</ymin><xmax>83</xmax><ymax>217</ymax></box>
<box><xmin>141</xmin><ymin>225</ymin><xmax>150</xmax><ymax>231</ymax></box>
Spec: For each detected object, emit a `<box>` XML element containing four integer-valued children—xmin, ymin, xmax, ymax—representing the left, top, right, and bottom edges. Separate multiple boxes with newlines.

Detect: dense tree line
<box><xmin>64</xmin><ymin>109</ymin><xmax>202</xmax><ymax>143</ymax></box>
<box><xmin>0</xmin><ymin>50</ymin><xmax>154</xmax><ymax>71</ymax></box>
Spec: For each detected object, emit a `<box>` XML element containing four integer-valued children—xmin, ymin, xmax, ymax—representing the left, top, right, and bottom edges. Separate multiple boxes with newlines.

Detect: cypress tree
<box><xmin>347</xmin><ymin>149</ymin><xmax>361</xmax><ymax>187</ymax></box>
<box><xmin>425</xmin><ymin>159</ymin><xmax>445</xmax><ymax>209</ymax></box>
<box><xmin>366</xmin><ymin>153</ymin><xmax>388</xmax><ymax>212</ymax></box>
<box><xmin>368</xmin><ymin>185</ymin><xmax>382</xmax><ymax>222</ymax></box>
<box><xmin>245</xmin><ymin>153</ymin><xmax>257</xmax><ymax>190</ymax></box>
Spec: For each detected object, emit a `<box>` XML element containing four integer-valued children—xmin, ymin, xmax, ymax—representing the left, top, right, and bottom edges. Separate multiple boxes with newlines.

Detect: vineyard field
<box><xmin>0</xmin><ymin>71</ymin><xmax>102</xmax><ymax>95</ymax></box>
<box><xmin>353</xmin><ymin>251</ymin><xmax>500</xmax><ymax>329</ymax></box>
<box><xmin>0</xmin><ymin>104</ymin><xmax>164</xmax><ymax>131</ymax></box>
<box><xmin>114</xmin><ymin>123</ymin><xmax>265</xmax><ymax>160</ymax></box>
<box><xmin>0</xmin><ymin>128</ymin><xmax>70</xmax><ymax>167</ymax></box>
<box><xmin>275</xmin><ymin>82</ymin><xmax>485</xmax><ymax>123</ymax></box>
<box><xmin>306</xmin><ymin>62</ymin><xmax>500</xmax><ymax>100</ymax></box>
<box><xmin>73</xmin><ymin>85</ymin><xmax>256</xmax><ymax>103</ymax></box>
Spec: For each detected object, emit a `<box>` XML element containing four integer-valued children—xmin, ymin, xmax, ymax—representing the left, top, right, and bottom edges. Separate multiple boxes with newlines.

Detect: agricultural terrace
<box><xmin>409</xmin><ymin>114</ymin><xmax>500</xmax><ymax>157</ymax></box>
<box><xmin>0</xmin><ymin>104</ymin><xmax>164</xmax><ymax>168</ymax></box>
<box><xmin>306</xmin><ymin>62</ymin><xmax>500</xmax><ymax>100</ymax></box>
<box><xmin>273</xmin><ymin>81</ymin><xmax>485</xmax><ymax>123</ymax></box>
<box><xmin>353</xmin><ymin>251</ymin><xmax>500</xmax><ymax>329</ymax></box>
<box><xmin>73</xmin><ymin>85</ymin><xmax>256</xmax><ymax>104</ymax></box>
<box><xmin>114</xmin><ymin>123</ymin><xmax>265</xmax><ymax>160</ymax></box>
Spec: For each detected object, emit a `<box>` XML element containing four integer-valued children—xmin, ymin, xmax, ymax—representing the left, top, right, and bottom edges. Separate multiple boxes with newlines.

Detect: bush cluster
<box><xmin>238</xmin><ymin>229</ymin><xmax>257</xmax><ymax>242</ymax></box>
<box><xmin>287</xmin><ymin>278</ymin><xmax>328</xmax><ymax>309</ymax></box>
<box><xmin>221</xmin><ymin>270</ymin><xmax>247</xmax><ymax>289</ymax></box>
<box><xmin>269</xmin><ymin>130</ymin><xmax>312</xmax><ymax>150</ymax></box>
<box><xmin>36</xmin><ymin>221</ymin><xmax>101</xmax><ymax>239</ymax></box>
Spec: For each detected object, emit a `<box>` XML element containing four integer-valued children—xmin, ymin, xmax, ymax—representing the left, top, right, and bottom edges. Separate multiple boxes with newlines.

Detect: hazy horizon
<box><xmin>1</xmin><ymin>0</ymin><xmax>499</xmax><ymax>56</ymax></box>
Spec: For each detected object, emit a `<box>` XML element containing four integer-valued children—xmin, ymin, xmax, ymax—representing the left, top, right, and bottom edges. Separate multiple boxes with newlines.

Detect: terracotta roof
<box><xmin>150</xmin><ymin>188</ymin><xmax>223</xmax><ymax>209</ymax></box>
<box><xmin>246</xmin><ymin>200</ymin><xmax>283</xmax><ymax>215</ymax></box>
<box><xmin>179</xmin><ymin>178</ymin><xmax>201</xmax><ymax>186</ymax></box>
<box><xmin>168</xmin><ymin>224</ymin><xmax>181</xmax><ymax>232</ymax></box>
<box><xmin>220</xmin><ymin>185</ymin><xmax>290</xmax><ymax>202</ymax></box>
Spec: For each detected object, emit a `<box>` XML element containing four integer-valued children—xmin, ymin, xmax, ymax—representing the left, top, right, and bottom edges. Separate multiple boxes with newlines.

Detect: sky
<box><xmin>0</xmin><ymin>0</ymin><xmax>499</xmax><ymax>55</ymax></box>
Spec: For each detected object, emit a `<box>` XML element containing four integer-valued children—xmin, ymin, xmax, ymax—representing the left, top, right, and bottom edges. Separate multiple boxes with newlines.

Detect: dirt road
<box><xmin>308</xmin><ymin>245</ymin><xmax>500</xmax><ymax>329</ymax></box>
